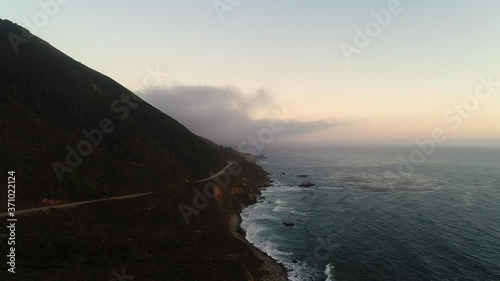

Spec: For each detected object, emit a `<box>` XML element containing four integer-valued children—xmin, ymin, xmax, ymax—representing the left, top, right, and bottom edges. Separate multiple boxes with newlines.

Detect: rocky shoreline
<box><xmin>210</xmin><ymin>158</ymin><xmax>289</xmax><ymax>280</ymax></box>
<box><xmin>0</xmin><ymin>159</ymin><xmax>289</xmax><ymax>281</ymax></box>
<box><xmin>212</xmin><ymin>152</ymin><xmax>289</xmax><ymax>280</ymax></box>
<box><xmin>230</xmin><ymin>213</ymin><xmax>288</xmax><ymax>281</ymax></box>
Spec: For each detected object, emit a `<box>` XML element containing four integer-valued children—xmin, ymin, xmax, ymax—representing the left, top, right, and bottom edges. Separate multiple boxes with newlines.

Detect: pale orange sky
<box><xmin>3</xmin><ymin>1</ymin><xmax>500</xmax><ymax>143</ymax></box>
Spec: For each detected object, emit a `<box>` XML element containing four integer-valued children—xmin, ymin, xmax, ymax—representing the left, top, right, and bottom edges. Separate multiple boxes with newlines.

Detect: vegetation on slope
<box><xmin>0</xmin><ymin>19</ymin><xmax>227</xmax><ymax>208</ymax></box>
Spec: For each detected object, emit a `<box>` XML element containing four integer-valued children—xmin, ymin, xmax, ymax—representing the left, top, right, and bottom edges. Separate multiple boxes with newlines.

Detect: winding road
<box><xmin>0</xmin><ymin>192</ymin><xmax>153</xmax><ymax>218</ymax></box>
<box><xmin>0</xmin><ymin>161</ymin><xmax>235</xmax><ymax>218</ymax></box>
<box><xmin>193</xmin><ymin>161</ymin><xmax>234</xmax><ymax>183</ymax></box>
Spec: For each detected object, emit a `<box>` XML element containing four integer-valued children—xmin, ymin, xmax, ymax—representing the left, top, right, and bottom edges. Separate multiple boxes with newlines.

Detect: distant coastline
<box><xmin>235</xmin><ymin>160</ymin><xmax>288</xmax><ymax>281</ymax></box>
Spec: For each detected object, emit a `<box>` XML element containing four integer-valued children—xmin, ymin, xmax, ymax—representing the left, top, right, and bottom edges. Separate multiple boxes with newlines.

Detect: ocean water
<box><xmin>240</xmin><ymin>145</ymin><xmax>500</xmax><ymax>281</ymax></box>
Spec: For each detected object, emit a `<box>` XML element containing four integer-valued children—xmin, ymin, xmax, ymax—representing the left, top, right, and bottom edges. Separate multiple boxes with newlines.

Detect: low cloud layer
<box><xmin>138</xmin><ymin>85</ymin><xmax>342</xmax><ymax>146</ymax></box>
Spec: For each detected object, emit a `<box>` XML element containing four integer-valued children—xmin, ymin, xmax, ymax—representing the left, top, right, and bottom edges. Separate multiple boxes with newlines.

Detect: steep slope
<box><xmin>0</xmin><ymin>19</ymin><xmax>288</xmax><ymax>281</ymax></box>
<box><xmin>0</xmin><ymin>19</ymin><xmax>227</xmax><ymax>207</ymax></box>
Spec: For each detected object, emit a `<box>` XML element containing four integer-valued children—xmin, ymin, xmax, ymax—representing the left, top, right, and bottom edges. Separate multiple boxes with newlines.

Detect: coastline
<box><xmin>230</xmin><ymin>211</ymin><xmax>288</xmax><ymax>281</ymax></box>
<box><xmin>228</xmin><ymin>161</ymin><xmax>289</xmax><ymax>281</ymax></box>
<box><xmin>3</xmin><ymin>181</ymin><xmax>289</xmax><ymax>281</ymax></box>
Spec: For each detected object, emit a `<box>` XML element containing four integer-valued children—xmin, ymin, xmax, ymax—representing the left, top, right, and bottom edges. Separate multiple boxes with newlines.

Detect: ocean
<box><xmin>240</xmin><ymin>145</ymin><xmax>500</xmax><ymax>281</ymax></box>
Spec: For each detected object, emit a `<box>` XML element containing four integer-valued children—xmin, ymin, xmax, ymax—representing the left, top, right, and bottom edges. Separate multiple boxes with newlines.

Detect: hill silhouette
<box><xmin>0</xmin><ymin>19</ymin><xmax>286</xmax><ymax>281</ymax></box>
<box><xmin>0</xmin><ymin>19</ymin><xmax>229</xmax><ymax>207</ymax></box>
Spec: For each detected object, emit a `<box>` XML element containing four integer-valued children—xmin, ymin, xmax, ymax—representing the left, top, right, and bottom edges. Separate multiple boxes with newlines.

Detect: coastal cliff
<box><xmin>1</xmin><ymin>155</ymin><xmax>288</xmax><ymax>281</ymax></box>
<box><xmin>0</xmin><ymin>19</ymin><xmax>286</xmax><ymax>280</ymax></box>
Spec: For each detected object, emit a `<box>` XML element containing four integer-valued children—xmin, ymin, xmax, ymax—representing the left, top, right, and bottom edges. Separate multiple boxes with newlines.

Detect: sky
<box><xmin>2</xmin><ymin>0</ymin><xmax>500</xmax><ymax>146</ymax></box>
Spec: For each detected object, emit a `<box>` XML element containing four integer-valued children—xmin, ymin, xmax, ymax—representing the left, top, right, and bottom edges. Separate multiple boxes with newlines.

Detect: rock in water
<box><xmin>299</xmin><ymin>181</ymin><xmax>316</xmax><ymax>188</ymax></box>
<box><xmin>257</xmin><ymin>153</ymin><xmax>268</xmax><ymax>160</ymax></box>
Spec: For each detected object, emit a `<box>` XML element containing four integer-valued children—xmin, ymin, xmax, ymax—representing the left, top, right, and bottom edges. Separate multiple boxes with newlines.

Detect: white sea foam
<box><xmin>324</xmin><ymin>263</ymin><xmax>336</xmax><ymax>281</ymax></box>
<box><xmin>291</xmin><ymin>210</ymin><xmax>310</xmax><ymax>216</ymax></box>
<box><xmin>262</xmin><ymin>240</ymin><xmax>291</xmax><ymax>258</ymax></box>
<box><xmin>272</xmin><ymin>205</ymin><xmax>292</xmax><ymax>212</ymax></box>
<box><xmin>242</xmin><ymin>176</ymin><xmax>330</xmax><ymax>281</ymax></box>
<box><xmin>244</xmin><ymin>223</ymin><xmax>267</xmax><ymax>242</ymax></box>
<box><xmin>275</xmin><ymin>199</ymin><xmax>287</xmax><ymax>205</ymax></box>
<box><xmin>263</xmin><ymin>185</ymin><xmax>302</xmax><ymax>194</ymax></box>
<box><xmin>318</xmin><ymin>185</ymin><xmax>345</xmax><ymax>190</ymax></box>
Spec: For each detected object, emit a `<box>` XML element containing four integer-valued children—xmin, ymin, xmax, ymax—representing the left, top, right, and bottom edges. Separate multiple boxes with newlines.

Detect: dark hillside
<box><xmin>0</xmin><ymin>19</ymin><xmax>227</xmax><ymax>207</ymax></box>
<box><xmin>0</xmin><ymin>19</ymin><xmax>287</xmax><ymax>281</ymax></box>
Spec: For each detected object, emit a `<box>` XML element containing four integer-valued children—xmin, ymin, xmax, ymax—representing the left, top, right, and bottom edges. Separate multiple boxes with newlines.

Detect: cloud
<box><xmin>138</xmin><ymin>85</ymin><xmax>342</xmax><ymax>146</ymax></box>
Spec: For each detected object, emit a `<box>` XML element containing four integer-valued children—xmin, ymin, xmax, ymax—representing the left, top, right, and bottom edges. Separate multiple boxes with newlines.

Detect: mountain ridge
<box><xmin>0</xmin><ymin>19</ymin><xmax>289</xmax><ymax>281</ymax></box>
<box><xmin>0</xmin><ymin>18</ymin><xmax>228</xmax><ymax>207</ymax></box>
